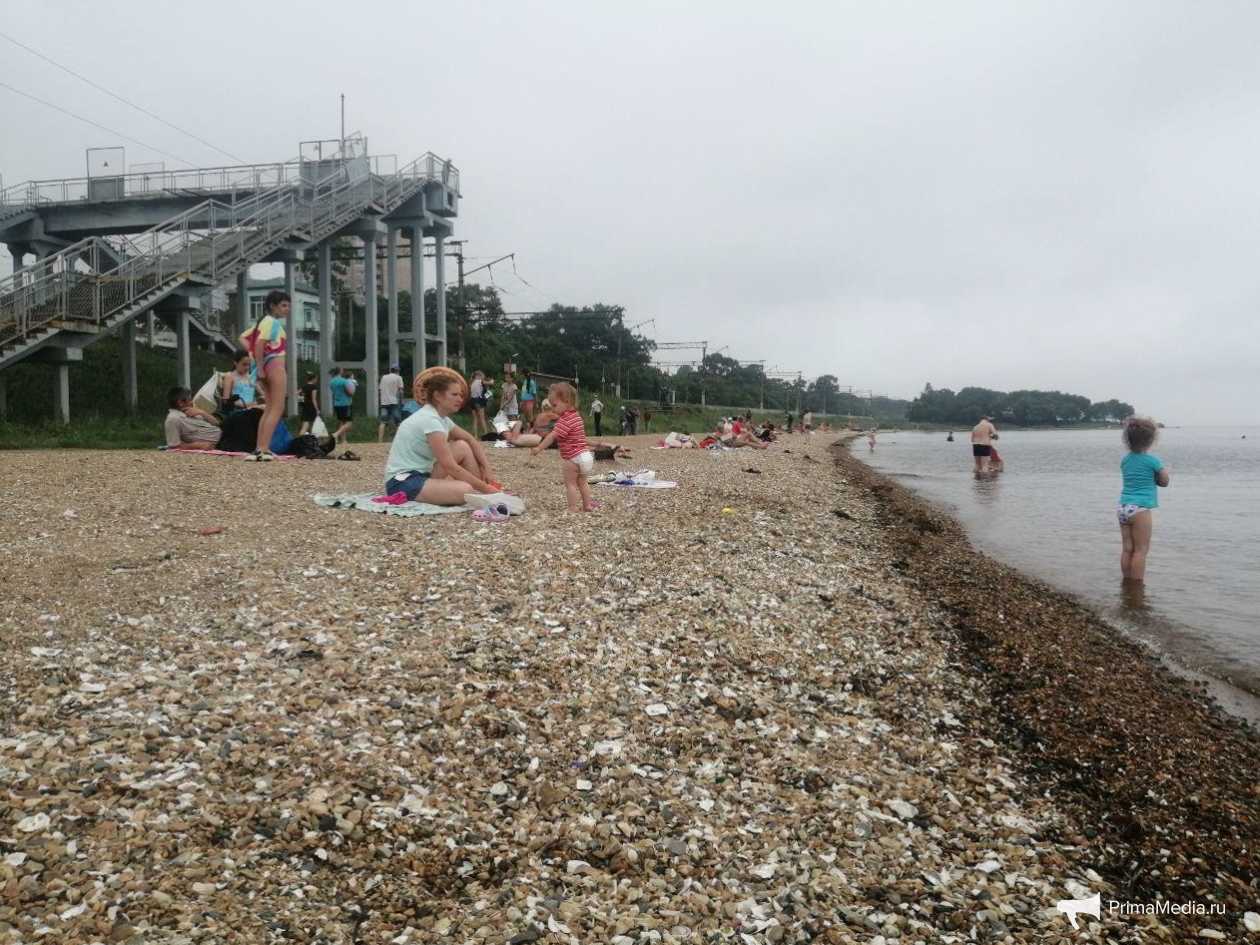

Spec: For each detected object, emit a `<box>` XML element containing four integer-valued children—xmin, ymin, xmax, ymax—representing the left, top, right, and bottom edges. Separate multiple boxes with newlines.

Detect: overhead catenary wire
<box><xmin>0</xmin><ymin>80</ymin><xmax>197</xmax><ymax>168</ymax></box>
<box><xmin>0</xmin><ymin>29</ymin><xmax>248</xmax><ymax>165</ymax></box>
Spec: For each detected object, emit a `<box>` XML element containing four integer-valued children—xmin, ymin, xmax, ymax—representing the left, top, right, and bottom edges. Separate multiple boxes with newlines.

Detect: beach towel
<box><xmin>597</xmin><ymin>479</ymin><xmax>678</xmax><ymax>489</ymax></box>
<box><xmin>594</xmin><ymin>470</ymin><xmax>677</xmax><ymax>488</ymax></box>
<box><xmin>313</xmin><ymin>493</ymin><xmax>472</xmax><ymax>516</ymax></box>
<box><xmin>159</xmin><ymin>447</ymin><xmax>302</xmax><ymax>459</ymax></box>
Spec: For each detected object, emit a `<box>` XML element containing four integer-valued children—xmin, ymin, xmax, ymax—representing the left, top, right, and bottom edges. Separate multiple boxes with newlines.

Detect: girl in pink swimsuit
<box><xmin>239</xmin><ymin>290</ymin><xmax>289</xmax><ymax>461</ymax></box>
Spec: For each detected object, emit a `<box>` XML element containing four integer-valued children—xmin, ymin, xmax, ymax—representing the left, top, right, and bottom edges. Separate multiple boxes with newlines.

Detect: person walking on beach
<box><xmin>330</xmin><ymin>367</ymin><xmax>357</xmax><ymax>445</ymax></box>
<box><xmin>590</xmin><ymin>396</ymin><xmax>604</xmax><ymax>437</ymax></box>
<box><xmin>297</xmin><ymin>371</ymin><xmax>320</xmax><ymax>435</ymax></box>
<box><xmin>501</xmin><ymin>372</ymin><xmax>519</xmax><ymax>423</ymax></box>
<box><xmin>519</xmin><ymin>369</ymin><xmax>538</xmax><ymax>425</ymax></box>
<box><xmin>1117</xmin><ymin>416</ymin><xmax>1170</xmax><ymax>584</ymax></box>
<box><xmin>468</xmin><ymin>370</ymin><xmax>490</xmax><ymax>439</ymax></box>
<box><xmin>970</xmin><ymin>416</ymin><xmax>999</xmax><ymax>473</ymax></box>
<box><xmin>378</xmin><ymin>364</ymin><xmax>405</xmax><ymax>443</ymax></box>
<box><xmin>530</xmin><ymin>382</ymin><xmax>597</xmax><ymax>512</ymax></box>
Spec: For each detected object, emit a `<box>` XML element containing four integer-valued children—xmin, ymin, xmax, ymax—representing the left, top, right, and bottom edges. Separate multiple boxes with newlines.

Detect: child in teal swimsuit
<box><xmin>1117</xmin><ymin>416</ymin><xmax>1170</xmax><ymax>584</ymax></box>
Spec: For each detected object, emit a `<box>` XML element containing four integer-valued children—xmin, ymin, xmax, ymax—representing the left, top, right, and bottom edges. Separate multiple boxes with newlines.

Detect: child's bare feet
<box><xmin>565</xmin><ymin>506</ymin><xmax>583</xmax><ymax>513</ymax></box>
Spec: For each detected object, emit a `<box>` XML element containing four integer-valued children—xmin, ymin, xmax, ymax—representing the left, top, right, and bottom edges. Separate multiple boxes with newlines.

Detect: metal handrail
<box><xmin>0</xmin><ymin>159</ymin><xmax>304</xmax><ymax>209</ymax></box>
<box><xmin>0</xmin><ymin>152</ymin><xmax>452</xmax><ymax>349</ymax></box>
<box><xmin>0</xmin><ymin>150</ymin><xmax>460</xmax><ymax>209</ymax></box>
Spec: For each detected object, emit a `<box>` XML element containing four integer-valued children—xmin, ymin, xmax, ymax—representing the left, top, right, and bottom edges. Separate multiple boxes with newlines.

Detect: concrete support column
<box><xmin>409</xmin><ymin>227</ymin><xmax>425</xmax><ymax>371</ymax></box>
<box><xmin>434</xmin><ymin>234</ymin><xmax>447</xmax><ymax>366</ymax></box>
<box><xmin>236</xmin><ymin>270</ymin><xmax>250</xmax><ymax>336</ymax></box>
<box><xmin>147</xmin><ymin>312</ymin><xmax>156</xmax><ymax>347</ymax></box>
<box><xmin>175</xmin><ymin>308</ymin><xmax>191</xmax><ymax>389</ymax></box>
<box><xmin>120</xmin><ymin>317</ymin><xmax>138</xmax><ymax>412</ymax></box>
<box><xmin>54</xmin><ymin>364</ymin><xmax>70</xmax><ymax>425</ymax></box>
<box><xmin>318</xmin><ymin>240</ymin><xmax>333</xmax><ymax>420</ymax></box>
<box><xmin>6</xmin><ymin>244</ymin><xmax>24</xmax><ymax>284</ymax></box>
<box><xmin>386</xmin><ymin>226</ymin><xmax>399</xmax><ymax>370</ymax></box>
<box><xmin>32</xmin><ymin>247</ymin><xmax>53</xmax><ymax>305</ymax></box>
<box><xmin>363</xmin><ymin>234</ymin><xmax>380</xmax><ymax>416</ymax></box>
<box><xmin>284</xmin><ymin>261</ymin><xmax>298</xmax><ymax>414</ymax></box>
<box><xmin>0</xmin><ymin>377</ymin><xmax>7</xmax><ymax>420</ymax></box>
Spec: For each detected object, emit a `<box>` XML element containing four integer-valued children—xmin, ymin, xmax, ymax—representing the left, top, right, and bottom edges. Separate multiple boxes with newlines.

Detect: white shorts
<box><xmin>567</xmin><ymin>450</ymin><xmax>594</xmax><ymax>474</ymax></box>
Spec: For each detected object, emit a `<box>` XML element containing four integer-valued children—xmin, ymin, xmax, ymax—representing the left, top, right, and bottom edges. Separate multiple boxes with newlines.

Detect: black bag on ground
<box><xmin>285</xmin><ymin>433</ymin><xmax>337</xmax><ymax>459</ymax></box>
<box><xmin>217</xmin><ymin>409</ymin><xmax>262</xmax><ymax>452</ymax></box>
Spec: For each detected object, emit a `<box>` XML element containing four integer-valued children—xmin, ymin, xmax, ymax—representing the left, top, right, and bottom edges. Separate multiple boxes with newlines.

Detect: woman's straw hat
<box><xmin>413</xmin><ymin>366</ymin><xmax>469</xmax><ymax>405</ymax></box>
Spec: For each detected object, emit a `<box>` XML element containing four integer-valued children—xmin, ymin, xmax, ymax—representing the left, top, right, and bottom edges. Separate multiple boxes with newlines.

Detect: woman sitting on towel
<box><xmin>383</xmin><ymin>368</ymin><xmax>501</xmax><ymax>505</ymax></box>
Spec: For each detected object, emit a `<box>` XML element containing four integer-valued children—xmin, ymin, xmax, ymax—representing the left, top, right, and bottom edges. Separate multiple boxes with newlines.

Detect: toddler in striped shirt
<box><xmin>530</xmin><ymin>382</ymin><xmax>597</xmax><ymax>512</ymax></box>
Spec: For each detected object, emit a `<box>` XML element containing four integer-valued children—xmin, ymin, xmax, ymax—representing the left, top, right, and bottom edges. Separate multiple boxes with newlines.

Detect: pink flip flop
<box><xmin>472</xmin><ymin>503</ymin><xmax>510</xmax><ymax>523</ymax></box>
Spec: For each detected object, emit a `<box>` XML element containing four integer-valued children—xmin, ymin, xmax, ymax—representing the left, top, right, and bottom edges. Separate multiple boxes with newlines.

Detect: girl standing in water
<box><xmin>1117</xmin><ymin>416</ymin><xmax>1170</xmax><ymax>584</ymax></box>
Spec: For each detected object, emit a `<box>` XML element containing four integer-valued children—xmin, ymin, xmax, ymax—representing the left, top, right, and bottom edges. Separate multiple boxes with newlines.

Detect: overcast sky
<box><xmin>3</xmin><ymin>1</ymin><xmax>1258</xmax><ymax>424</ymax></box>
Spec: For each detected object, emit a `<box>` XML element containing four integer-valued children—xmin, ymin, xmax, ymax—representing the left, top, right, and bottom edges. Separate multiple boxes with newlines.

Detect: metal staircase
<box><xmin>0</xmin><ymin>152</ymin><xmax>453</xmax><ymax>370</ymax></box>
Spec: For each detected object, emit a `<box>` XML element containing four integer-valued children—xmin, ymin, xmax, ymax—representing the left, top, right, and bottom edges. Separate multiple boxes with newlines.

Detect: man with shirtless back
<box><xmin>970</xmin><ymin>416</ymin><xmax>999</xmax><ymax>472</ymax></box>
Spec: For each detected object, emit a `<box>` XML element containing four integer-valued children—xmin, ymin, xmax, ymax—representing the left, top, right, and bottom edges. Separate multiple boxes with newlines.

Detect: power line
<box><xmin>0</xmin><ymin>29</ymin><xmax>247</xmax><ymax>165</ymax></box>
<box><xmin>0</xmin><ymin>80</ymin><xmax>197</xmax><ymax>168</ymax></box>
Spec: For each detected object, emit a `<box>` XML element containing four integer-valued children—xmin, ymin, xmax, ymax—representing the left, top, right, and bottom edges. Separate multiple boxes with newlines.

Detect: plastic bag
<box><xmin>311</xmin><ymin>415</ymin><xmax>329</xmax><ymax>438</ymax></box>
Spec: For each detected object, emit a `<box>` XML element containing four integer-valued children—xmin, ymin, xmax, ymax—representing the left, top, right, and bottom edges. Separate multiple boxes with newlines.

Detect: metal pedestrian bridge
<box><xmin>0</xmin><ymin>135</ymin><xmax>461</xmax><ymax>421</ymax></box>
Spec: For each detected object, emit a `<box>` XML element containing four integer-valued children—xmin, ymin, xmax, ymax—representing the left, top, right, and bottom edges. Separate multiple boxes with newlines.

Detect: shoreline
<box><xmin>849</xmin><ymin>437</ymin><xmax>1260</xmax><ymax>725</ymax></box>
<box><xmin>0</xmin><ymin>437</ymin><xmax>1256</xmax><ymax>941</ymax></box>
<box><xmin>830</xmin><ymin>441</ymin><xmax>1260</xmax><ymax>923</ymax></box>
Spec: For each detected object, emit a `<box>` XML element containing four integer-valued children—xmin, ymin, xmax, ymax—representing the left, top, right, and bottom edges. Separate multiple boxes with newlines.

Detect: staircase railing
<box><xmin>0</xmin><ymin>153</ymin><xmax>455</xmax><ymax>350</ymax></box>
<box><xmin>0</xmin><ymin>159</ymin><xmax>304</xmax><ymax>210</ymax></box>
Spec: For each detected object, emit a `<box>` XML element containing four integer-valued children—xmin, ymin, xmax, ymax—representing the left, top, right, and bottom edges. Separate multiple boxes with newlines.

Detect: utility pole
<box><xmin>700</xmin><ymin>342</ymin><xmax>708</xmax><ymax>408</ymax></box>
<box><xmin>340</xmin><ymin>94</ymin><xmax>345</xmax><ymax>149</ymax></box>
<box><xmin>453</xmin><ymin>240</ymin><xmax>466</xmax><ymax>374</ymax></box>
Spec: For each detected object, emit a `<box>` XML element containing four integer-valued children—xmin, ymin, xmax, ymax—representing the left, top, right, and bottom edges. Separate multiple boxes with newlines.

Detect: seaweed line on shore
<box><xmin>831</xmin><ymin>441</ymin><xmax>1260</xmax><ymax>923</ymax></box>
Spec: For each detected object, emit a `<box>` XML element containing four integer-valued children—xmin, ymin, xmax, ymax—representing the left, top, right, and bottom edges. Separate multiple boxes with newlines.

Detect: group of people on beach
<box><xmin>183</xmin><ymin>300</ymin><xmax>1174</xmax><ymax>588</ymax></box>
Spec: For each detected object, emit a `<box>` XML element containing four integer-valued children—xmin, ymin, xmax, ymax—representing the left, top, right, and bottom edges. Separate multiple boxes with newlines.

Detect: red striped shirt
<box><xmin>553</xmin><ymin>409</ymin><xmax>589</xmax><ymax>459</ymax></box>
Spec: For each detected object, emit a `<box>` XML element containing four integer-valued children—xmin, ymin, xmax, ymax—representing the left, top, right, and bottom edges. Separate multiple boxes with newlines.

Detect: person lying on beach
<box><xmin>504</xmin><ymin>401</ymin><xmax>561</xmax><ymax>448</ymax></box>
<box><xmin>661</xmin><ymin>432</ymin><xmax>700</xmax><ymax>448</ymax></box>
<box><xmin>754</xmin><ymin>422</ymin><xmax>779</xmax><ymax>442</ymax></box>
<box><xmin>715</xmin><ymin>419</ymin><xmax>769</xmax><ymax>450</ymax></box>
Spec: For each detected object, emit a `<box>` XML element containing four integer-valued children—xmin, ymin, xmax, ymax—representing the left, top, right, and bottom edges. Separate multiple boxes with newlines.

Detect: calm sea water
<box><xmin>853</xmin><ymin>427</ymin><xmax>1260</xmax><ymax>699</ymax></box>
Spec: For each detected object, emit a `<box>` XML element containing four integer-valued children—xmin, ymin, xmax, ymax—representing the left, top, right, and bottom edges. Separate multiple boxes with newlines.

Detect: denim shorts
<box><xmin>385</xmin><ymin>471</ymin><xmax>430</xmax><ymax>501</ymax></box>
<box><xmin>379</xmin><ymin>404</ymin><xmax>403</xmax><ymax>425</ymax></box>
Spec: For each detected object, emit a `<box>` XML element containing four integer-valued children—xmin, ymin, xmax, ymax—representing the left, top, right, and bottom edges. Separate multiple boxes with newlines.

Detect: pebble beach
<box><xmin>1</xmin><ymin>434</ymin><xmax>1257</xmax><ymax>944</ymax></box>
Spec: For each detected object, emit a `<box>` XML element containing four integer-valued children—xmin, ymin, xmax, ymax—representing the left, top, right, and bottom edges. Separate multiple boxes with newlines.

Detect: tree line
<box><xmin>318</xmin><ymin>275</ymin><xmax>909</xmax><ymax>418</ymax></box>
<box><xmin>906</xmin><ymin>384</ymin><xmax>1134</xmax><ymax>426</ymax></box>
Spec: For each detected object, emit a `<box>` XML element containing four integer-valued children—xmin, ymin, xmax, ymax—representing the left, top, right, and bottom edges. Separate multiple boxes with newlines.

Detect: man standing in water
<box><xmin>970</xmin><ymin>415</ymin><xmax>999</xmax><ymax>473</ymax></box>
